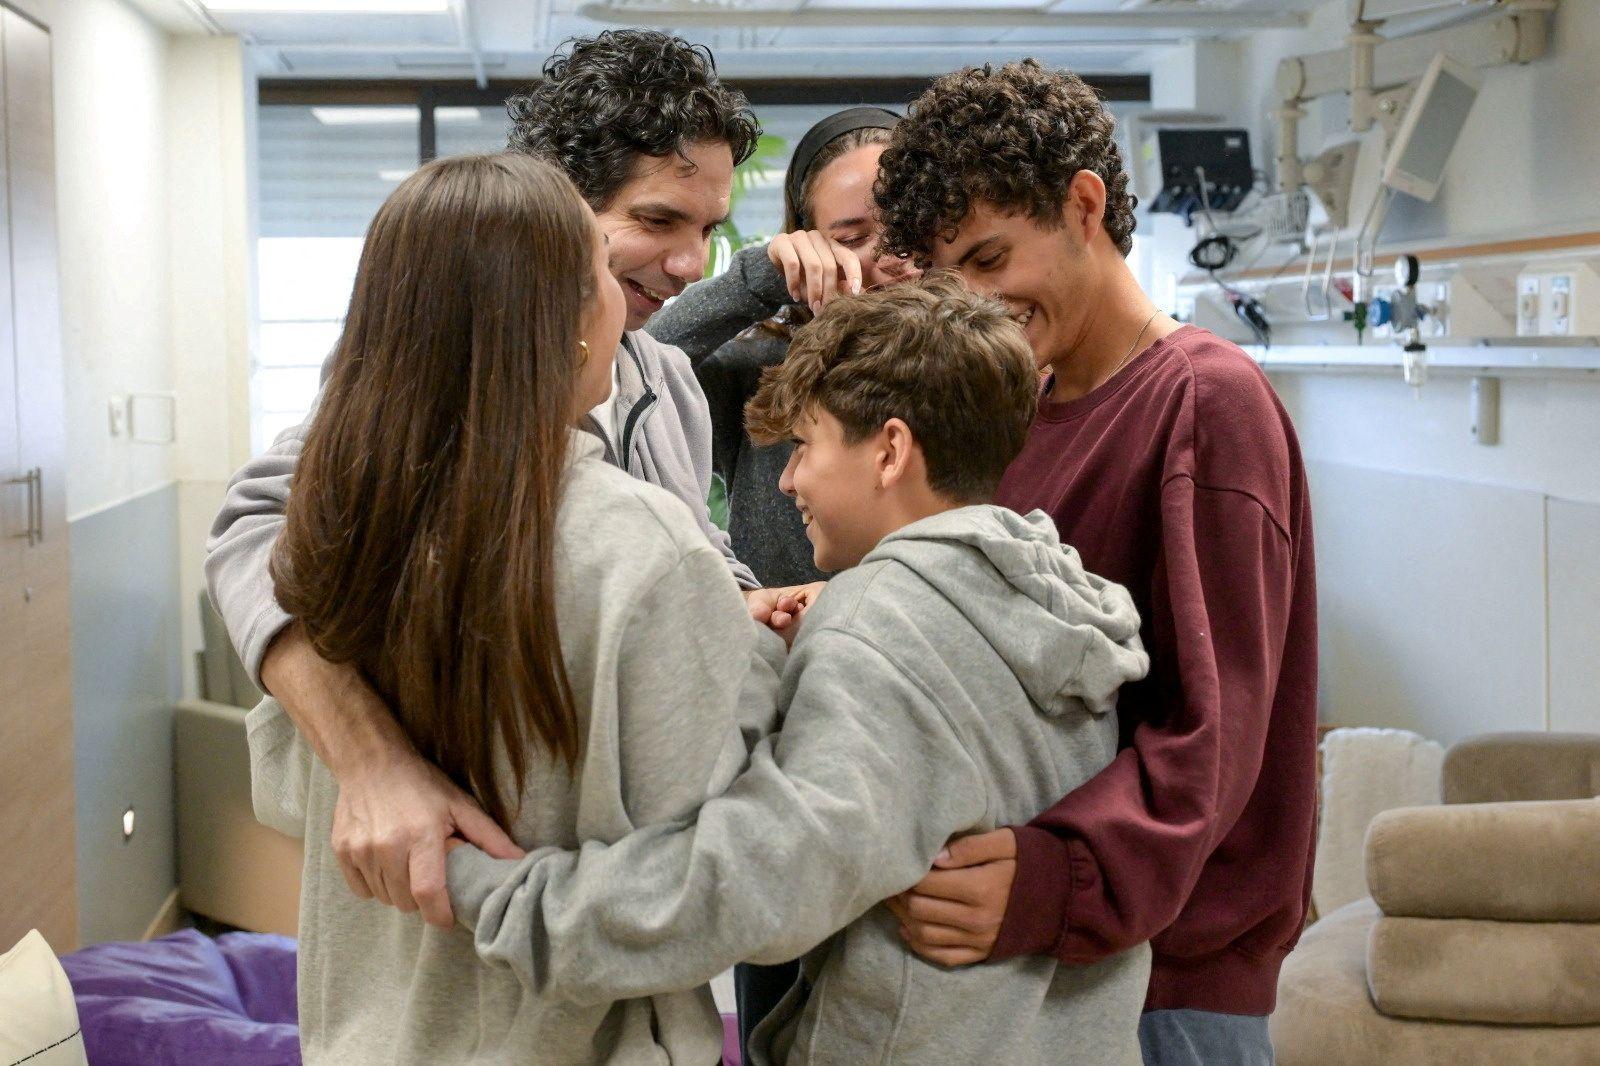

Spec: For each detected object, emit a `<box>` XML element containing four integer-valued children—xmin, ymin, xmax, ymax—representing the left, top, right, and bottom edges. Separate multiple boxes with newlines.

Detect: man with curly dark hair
<box><xmin>205</xmin><ymin>29</ymin><xmax>819</xmax><ymax>959</ymax></box>
<box><xmin>507</xmin><ymin>29</ymin><xmax>759</xmax><ymax>328</ymax></box>
<box><xmin>877</xmin><ymin>60</ymin><xmax>1317</xmax><ymax>1066</ymax></box>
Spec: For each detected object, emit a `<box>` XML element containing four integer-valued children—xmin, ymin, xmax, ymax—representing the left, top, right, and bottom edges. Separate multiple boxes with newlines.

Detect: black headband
<box><xmin>784</xmin><ymin>106</ymin><xmax>902</xmax><ymax>224</ymax></box>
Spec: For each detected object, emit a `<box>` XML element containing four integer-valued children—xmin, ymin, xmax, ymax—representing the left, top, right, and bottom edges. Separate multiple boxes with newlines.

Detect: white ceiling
<box><xmin>136</xmin><ymin>0</ymin><xmax>1330</xmax><ymax>82</ymax></box>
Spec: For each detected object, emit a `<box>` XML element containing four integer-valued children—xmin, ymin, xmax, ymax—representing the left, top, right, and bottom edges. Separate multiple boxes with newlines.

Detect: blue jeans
<box><xmin>1139</xmin><ymin>1009</ymin><xmax>1275</xmax><ymax>1065</ymax></box>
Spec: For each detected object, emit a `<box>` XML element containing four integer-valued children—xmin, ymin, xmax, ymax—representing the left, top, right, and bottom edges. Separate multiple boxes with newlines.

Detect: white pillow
<box><xmin>0</xmin><ymin>930</ymin><xmax>88</xmax><ymax>1066</ymax></box>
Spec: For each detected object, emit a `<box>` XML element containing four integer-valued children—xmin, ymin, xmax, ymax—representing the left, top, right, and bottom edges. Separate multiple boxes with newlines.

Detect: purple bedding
<box><xmin>60</xmin><ymin>929</ymin><xmax>299</xmax><ymax>1066</ymax></box>
<box><xmin>60</xmin><ymin>929</ymin><xmax>743</xmax><ymax>1065</ymax></box>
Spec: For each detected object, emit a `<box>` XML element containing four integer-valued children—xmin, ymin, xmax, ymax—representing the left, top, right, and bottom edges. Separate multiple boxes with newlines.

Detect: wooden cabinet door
<box><xmin>0</xmin><ymin>6</ymin><xmax>77</xmax><ymax>955</ymax></box>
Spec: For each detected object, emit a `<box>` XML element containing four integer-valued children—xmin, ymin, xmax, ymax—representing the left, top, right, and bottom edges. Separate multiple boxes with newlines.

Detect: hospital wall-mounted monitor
<box><xmin>1380</xmin><ymin>51</ymin><xmax>1482</xmax><ymax>202</ymax></box>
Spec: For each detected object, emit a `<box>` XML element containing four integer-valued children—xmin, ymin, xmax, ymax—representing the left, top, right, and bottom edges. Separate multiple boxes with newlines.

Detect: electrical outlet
<box><xmin>1517</xmin><ymin>262</ymin><xmax>1600</xmax><ymax>337</ymax></box>
<box><xmin>1516</xmin><ymin>276</ymin><xmax>1541</xmax><ymax>336</ymax></box>
<box><xmin>1549</xmin><ymin>275</ymin><xmax>1572</xmax><ymax>335</ymax></box>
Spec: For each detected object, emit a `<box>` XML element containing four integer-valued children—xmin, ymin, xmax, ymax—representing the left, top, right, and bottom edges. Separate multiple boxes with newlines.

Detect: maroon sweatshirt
<box><xmin>991</xmin><ymin>325</ymin><xmax>1318</xmax><ymax>1016</ymax></box>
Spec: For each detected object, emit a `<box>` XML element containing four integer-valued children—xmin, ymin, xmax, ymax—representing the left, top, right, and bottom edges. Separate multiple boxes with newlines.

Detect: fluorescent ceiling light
<box><xmin>312</xmin><ymin>106</ymin><xmax>419</xmax><ymax>125</ymax></box>
<box><xmin>203</xmin><ymin>1</ymin><xmax>449</xmax><ymax>12</ymax></box>
<box><xmin>310</xmin><ymin>107</ymin><xmax>482</xmax><ymax>126</ymax></box>
<box><xmin>378</xmin><ymin>169</ymin><xmax>416</xmax><ymax>182</ymax></box>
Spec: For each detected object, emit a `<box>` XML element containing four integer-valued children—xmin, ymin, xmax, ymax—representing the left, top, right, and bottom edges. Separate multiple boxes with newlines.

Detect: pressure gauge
<box><xmin>1394</xmin><ymin>253</ymin><xmax>1420</xmax><ymax>289</ymax></box>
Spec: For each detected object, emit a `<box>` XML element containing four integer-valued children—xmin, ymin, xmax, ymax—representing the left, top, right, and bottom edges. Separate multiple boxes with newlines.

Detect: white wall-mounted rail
<box><xmin>1252</xmin><ymin>342</ymin><xmax>1600</xmax><ymax>379</ymax></box>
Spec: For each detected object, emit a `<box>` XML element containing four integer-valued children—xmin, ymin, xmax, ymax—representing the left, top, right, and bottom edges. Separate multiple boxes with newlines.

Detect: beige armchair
<box><xmin>1273</xmin><ymin>733</ymin><xmax>1600</xmax><ymax>1065</ymax></box>
<box><xmin>175</xmin><ymin>594</ymin><xmax>299</xmax><ymax>935</ymax></box>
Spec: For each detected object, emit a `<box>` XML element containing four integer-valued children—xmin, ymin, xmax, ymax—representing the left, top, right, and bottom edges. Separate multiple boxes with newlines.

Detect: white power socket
<box><xmin>1516</xmin><ymin>261</ymin><xmax>1600</xmax><ymax>337</ymax></box>
<box><xmin>1516</xmin><ymin>276</ymin><xmax>1541</xmax><ymax>336</ymax></box>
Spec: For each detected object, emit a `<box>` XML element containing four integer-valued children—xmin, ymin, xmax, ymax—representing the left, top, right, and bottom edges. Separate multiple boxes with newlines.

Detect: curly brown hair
<box><xmin>874</xmin><ymin>60</ymin><xmax>1137</xmax><ymax>264</ymax></box>
<box><xmin>744</xmin><ymin>273</ymin><xmax>1037</xmax><ymax>503</ymax></box>
<box><xmin>506</xmin><ymin>30</ymin><xmax>760</xmax><ymax>210</ymax></box>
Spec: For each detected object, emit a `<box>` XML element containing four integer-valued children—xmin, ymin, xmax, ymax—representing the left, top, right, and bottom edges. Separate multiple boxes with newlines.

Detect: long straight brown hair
<box><xmin>271</xmin><ymin>152</ymin><xmax>594</xmax><ymax>827</ymax></box>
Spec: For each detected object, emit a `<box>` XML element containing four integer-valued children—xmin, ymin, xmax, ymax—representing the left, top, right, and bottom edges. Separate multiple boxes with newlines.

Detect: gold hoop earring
<box><xmin>578</xmin><ymin>340</ymin><xmax>590</xmax><ymax>361</ymax></box>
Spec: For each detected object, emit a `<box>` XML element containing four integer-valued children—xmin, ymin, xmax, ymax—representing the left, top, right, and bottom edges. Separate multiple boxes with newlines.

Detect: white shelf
<box><xmin>1247</xmin><ymin>341</ymin><xmax>1600</xmax><ymax>377</ymax></box>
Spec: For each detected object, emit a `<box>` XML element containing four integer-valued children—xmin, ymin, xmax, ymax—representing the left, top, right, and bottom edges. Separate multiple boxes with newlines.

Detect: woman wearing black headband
<box><xmin>767</xmin><ymin>106</ymin><xmax>918</xmax><ymax>314</ymax></box>
<box><xmin>650</xmin><ymin>106</ymin><xmax>919</xmax><ymax>600</ymax></box>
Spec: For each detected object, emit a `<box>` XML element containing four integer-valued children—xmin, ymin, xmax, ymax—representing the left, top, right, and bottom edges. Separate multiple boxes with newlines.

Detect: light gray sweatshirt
<box><xmin>248</xmin><ymin>430</ymin><xmax>784</xmax><ymax>1065</ymax></box>
<box><xmin>207</xmin><ymin>328</ymin><xmax>756</xmax><ymax>686</ymax></box>
<box><xmin>446</xmin><ymin>505</ymin><xmax>1155</xmax><ymax>1065</ymax></box>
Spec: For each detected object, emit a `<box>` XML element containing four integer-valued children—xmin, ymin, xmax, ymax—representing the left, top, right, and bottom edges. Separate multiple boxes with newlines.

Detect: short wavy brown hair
<box><xmin>744</xmin><ymin>273</ymin><xmax>1037</xmax><ymax>502</ymax></box>
<box><xmin>874</xmin><ymin>60</ymin><xmax>1137</xmax><ymax>264</ymax></box>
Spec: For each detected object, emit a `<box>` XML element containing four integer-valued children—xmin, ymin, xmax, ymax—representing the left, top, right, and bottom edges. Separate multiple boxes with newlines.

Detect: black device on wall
<box><xmin>1149</xmin><ymin>128</ymin><xmax>1253</xmax><ymax>220</ymax></box>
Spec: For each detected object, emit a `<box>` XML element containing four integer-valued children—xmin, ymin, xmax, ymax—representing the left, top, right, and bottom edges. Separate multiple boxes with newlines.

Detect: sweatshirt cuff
<box><xmin>735</xmin><ymin>244</ymin><xmax>791</xmax><ymax>309</ymax></box>
<box><xmin>241</xmin><ymin>604</ymin><xmax>296</xmax><ymax>690</ymax></box>
<box><xmin>446</xmin><ymin>844</ymin><xmax>522</xmax><ymax>933</ymax></box>
<box><xmin>990</xmin><ymin>824</ymin><xmax>1076</xmax><ymax>962</ymax></box>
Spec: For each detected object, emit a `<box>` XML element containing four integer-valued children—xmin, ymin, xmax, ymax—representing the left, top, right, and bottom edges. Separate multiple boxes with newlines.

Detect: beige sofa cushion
<box><xmin>1443</xmin><ymin>733</ymin><xmax>1600</xmax><ymax>805</ymax></box>
<box><xmin>1368</xmin><ymin>914</ymin><xmax>1600</xmax><ymax>1025</ymax></box>
<box><xmin>1273</xmin><ymin>901</ymin><xmax>1600</xmax><ymax>1066</ymax></box>
<box><xmin>1366</xmin><ymin>799</ymin><xmax>1600</xmax><ymax>921</ymax></box>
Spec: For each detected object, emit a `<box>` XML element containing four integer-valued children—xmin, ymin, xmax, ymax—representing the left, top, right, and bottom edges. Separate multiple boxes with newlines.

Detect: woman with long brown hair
<box><xmin>247</xmin><ymin>151</ymin><xmax>776</xmax><ymax>1064</ymax></box>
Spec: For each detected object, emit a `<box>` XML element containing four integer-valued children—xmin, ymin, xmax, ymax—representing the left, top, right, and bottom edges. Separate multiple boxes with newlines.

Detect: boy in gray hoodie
<box><xmin>446</xmin><ymin>275</ymin><xmax>1154</xmax><ymax>1064</ymax></box>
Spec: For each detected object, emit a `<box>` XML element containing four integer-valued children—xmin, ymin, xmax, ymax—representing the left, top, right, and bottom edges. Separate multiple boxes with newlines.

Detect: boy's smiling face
<box><xmin>929</xmin><ymin>199</ymin><xmax>1089</xmax><ymax>374</ymax></box>
<box><xmin>779</xmin><ymin>406</ymin><xmax>889</xmax><ymax>573</ymax></box>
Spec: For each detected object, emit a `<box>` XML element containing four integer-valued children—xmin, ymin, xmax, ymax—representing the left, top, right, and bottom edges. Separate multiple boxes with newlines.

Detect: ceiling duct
<box><xmin>576</xmin><ymin>2</ymin><xmax>1309</xmax><ymax>33</ymax></box>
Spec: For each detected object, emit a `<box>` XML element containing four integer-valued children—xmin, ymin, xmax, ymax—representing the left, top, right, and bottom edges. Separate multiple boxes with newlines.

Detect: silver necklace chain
<box><xmin>1106</xmin><ymin>309</ymin><xmax>1162</xmax><ymax>384</ymax></box>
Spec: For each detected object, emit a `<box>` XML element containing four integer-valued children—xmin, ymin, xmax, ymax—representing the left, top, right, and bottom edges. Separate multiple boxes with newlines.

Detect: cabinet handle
<box><xmin>6</xmin><ymin>467</ymin><xmax>41</xmax><ymax>546</ymax></box>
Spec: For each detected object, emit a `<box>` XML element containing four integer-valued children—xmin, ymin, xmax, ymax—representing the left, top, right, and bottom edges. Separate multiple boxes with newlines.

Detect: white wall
<box><xmin>1149</xmin><ymin>0</ymin><xmax>1600</xmax><ymax>744</ymax></box>
<box><xmin>166</xmin><ymin>34</ymin><xmax>257</xmax><ymax>694</ymax></box>
<box><xmin>17</xmin><ymin>0</ymin><xmax>252</xmax><ymax>647</ymax></box>
<box><xmin>14</xmin><ymin>0</ymin><xmax>175</xmax><ymax>520</ymax></box>
<box><xmin>12</xmin><ymin>0</ymin><xmax>254</xmax><ymax>940</ymax></box>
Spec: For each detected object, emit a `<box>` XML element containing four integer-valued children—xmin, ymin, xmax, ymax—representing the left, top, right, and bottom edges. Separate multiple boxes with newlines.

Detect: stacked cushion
<box><xmin>1441</xmin><ymin>733</ymin><xmax>1600</xmax><ymax>805</ymax></box>
<box><xmin>1367</xmin><ymin>915</ymin><xmax>1600</xmax><ymax>1025</ymax></box>
<box><xmin>1273</xmin><ymin>901</ymin><xmax>1600</xmax><ymax>1066</ymax></box>
<box><xmin>1366</xmin><ymin>798</ymin><xmax>1600</xmax><ymax>921</ymax></box>
<box><xmin>1363</xmin><ymin>799</ymin><xmax>1600</xmax><ymax>1027</ymax></box>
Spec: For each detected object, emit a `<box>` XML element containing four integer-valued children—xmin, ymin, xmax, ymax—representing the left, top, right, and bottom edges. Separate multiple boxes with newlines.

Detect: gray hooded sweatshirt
<box><xmin>445</xmin><ymin>505</ymin><xmax>1154</xmax><ymax>1065</ymax></box>
<box><xmin>247</xmin><ymin>430</ymin><xmax>784</xmax><ymax>1065</ymax></box>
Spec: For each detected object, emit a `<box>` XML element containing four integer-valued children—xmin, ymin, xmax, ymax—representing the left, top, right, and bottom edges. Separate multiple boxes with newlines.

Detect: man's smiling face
<box><xmin>594</xmin><ymin>140</ymin><xmax>734</xmax><ymax>330</ymax></box>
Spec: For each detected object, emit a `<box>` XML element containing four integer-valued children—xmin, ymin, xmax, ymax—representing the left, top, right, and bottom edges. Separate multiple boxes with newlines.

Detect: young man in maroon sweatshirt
<box><xmin>870</xmin><ymin>60</ymin><xmax>1318</xmax><ymax>1063</ymax></box>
